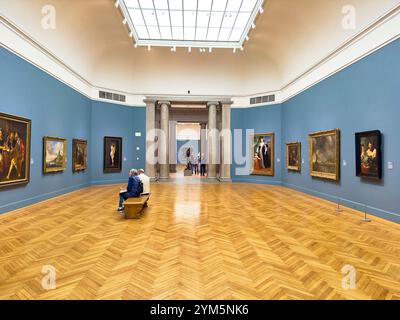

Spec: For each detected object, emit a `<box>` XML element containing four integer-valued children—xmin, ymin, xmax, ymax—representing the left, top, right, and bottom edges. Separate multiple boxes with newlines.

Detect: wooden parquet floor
<box><xmin>0</xmin><ymin>183</ymin><xmax>400</xmax><ymax>300</ymax></box>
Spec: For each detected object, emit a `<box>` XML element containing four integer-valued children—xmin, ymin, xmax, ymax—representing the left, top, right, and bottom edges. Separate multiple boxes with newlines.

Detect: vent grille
<box><xmin>250</xmin><ymin>94</ymin><xmax>275</xmax><ymax>105</ymax></box>
<box><xmin>99</xmin><ymin>90</ymin><xmax>126</xmax><ymax>103</ymax></box>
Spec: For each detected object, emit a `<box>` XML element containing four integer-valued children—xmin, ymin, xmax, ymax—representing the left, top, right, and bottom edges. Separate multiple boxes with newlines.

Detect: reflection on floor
<box><xmin>169</xmin><ymin>164</ymin><xmax>209</xmax><ymax>184</ymax></box>
<box><xmin>1</xmin><ymin>183</ymin><xmax>400</xmax><ymax>300</ymax></box>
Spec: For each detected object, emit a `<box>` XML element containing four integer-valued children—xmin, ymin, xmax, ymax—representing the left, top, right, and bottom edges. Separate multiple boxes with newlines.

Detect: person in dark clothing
<box><xmin>117</xmin><ymin>169</ymin><xmax>142</xmax><ymax>212</ymax></box>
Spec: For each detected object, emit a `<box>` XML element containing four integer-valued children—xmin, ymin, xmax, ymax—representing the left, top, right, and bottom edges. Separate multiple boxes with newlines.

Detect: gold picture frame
<box><xmin>250</xmin><ymin>133</ymin><xmax>274</xmax><ymax>176</ymax></box>
<box><xmin>0</xmin><ymin>112</ymin><xmax>31</xmax><ymax>189</ymax></box>
<box><xmin>72</xmin><ymin>139</ymin><xmax>87</xmax><ymax>173</ymax></box>
<box><xmin>286</xmin><ymin>142</ymin><xmax>301</xmax><ymax>172</ymax></box>
<box><xmin>308</xmin><ymin>129</ymin><xmax>340</xmax><ymax>181</ymax></box>
<box><xmin>43</xmin><ymin>136</ymin><xmax>67</xmax><ymax>174</ymax></box>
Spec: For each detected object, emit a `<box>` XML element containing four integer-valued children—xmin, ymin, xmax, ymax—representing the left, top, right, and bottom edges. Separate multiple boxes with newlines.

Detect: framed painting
<box><xmin>43</xmin><ymin>137</ymin><xmax>67</xmax><ymax>174</ymax></box>
<box><xmin>0</xmin><ymin>112</ymin><xmax>31</xmax><ymax>189</ymax></box>
<box><xmin>251</xmin><ymin>133</ymin><xmax>274</xmax><ymax>176</ymax></box>
<box><xmin>286</xmin><ymin>142</ymin><xmax>301</xmax><ymax>172</ymax></box>
<box><xmin>104</xmin><ymin>136</ymin><xmax>122</xmax><ymax>173</ymax></box>
<box><xmin>355</xmin><ymin>130</ymin><xmax>382</xmax><ymax>179</ymax></box>
<box><xmin>72</xmin><ymin>139</ymin><xmax>87</xmax><ymax>173</ymax></box>
<box><xmin>309</xmin><ymin>129</ymin><xmax>340</xmax><ymax>181</ymax></box>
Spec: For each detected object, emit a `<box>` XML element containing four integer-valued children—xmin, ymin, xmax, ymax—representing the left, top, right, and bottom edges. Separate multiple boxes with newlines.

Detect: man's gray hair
<box><xmin>130</xmin><ymin>168</ymin><xmax>138</xmax><ymax>175</ymax></box>
<box><xmin>138</xmin><ymin>168</ymin><xmax>145</xmax><ymax>174</ymax></box>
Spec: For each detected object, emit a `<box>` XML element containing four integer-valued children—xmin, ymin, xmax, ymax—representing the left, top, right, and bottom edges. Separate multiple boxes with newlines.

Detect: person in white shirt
<box><xmin>138</xmin><ymin>168</ymin><xmax>150</xmax><ymax>195</ymax></box>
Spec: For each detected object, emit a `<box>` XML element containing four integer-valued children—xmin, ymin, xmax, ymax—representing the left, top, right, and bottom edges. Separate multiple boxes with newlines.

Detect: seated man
<box><xmin>138</xmin><ymin>169</ymin><xmax>150</xmax><ymax>195</ymax></box>
<box><xmin>117</xmin><ymin>169</ymin><xmax>141</xmax><ymax>212</ymax></box>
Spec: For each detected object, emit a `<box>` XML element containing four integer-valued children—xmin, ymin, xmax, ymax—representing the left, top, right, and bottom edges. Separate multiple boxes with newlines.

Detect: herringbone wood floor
<box><xmin>0</xmin><ymin>183</ymin><xmax>400</xmax><ymax>300</ymax></box>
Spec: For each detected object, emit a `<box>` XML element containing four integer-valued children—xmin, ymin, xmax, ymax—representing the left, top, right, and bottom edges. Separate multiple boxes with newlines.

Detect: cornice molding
<box><xmin>1</xmin><ymin>4</ymin><xmax>399</xmax><ymax>109</ymax></box>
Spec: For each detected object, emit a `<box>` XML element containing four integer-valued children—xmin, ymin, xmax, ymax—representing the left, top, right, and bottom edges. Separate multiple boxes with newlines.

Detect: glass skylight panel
<box><xmin>120</xmin><ymin>0</ymin><xmax>264</xmax><ymax>48</ymax></box>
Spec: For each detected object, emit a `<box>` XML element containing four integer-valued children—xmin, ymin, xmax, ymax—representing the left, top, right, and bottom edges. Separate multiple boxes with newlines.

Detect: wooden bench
<box><xmin>124</xmin><ymin>194</ymin><xmax>150</xmax><ymax>219</ymax></box>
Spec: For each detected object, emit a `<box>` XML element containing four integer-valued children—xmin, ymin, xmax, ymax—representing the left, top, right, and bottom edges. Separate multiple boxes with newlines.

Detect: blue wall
<box><xmin>176</xmin><ymin>139</ymin><xmax>200</xmax><ymax>164</ymax></box>
<box><xmin>231</xmin><ymin>39</ymin><xmax>400</xmax><ymax>223</ymax></box>
<box><xmin>90</xmin><ymin>101</ymin><xmax>146</xmax><ymax>185</ymax></box>
<box><xmin>282</xmin><ymin>39</ymin><xmax>400</xmax><ymax>223</ymax></box>
<box><xmin>0</xmin><ymin>47</ymin><xmax>91</xmax><ymax>213</ymax></box>
<box><xmin>231</xmin><ymin>104</ymin><xmax>283</xmax><ymax>184</ymax></box>
<box><xmin>0</xmin><ymin>48</ymin><xmax>146</xmax><ymax>213</ymax></box>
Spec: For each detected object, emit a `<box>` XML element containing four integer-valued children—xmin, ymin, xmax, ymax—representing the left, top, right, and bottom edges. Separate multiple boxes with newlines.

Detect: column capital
<box><xmin>206</xmin><ymin>101</ymin><xmax>220</xmax><ymax>108</ymax></box>
<box><xmin>157</xmin><ymin>100</ymin><xmax>171</xmax><ymax>107</ymax></box>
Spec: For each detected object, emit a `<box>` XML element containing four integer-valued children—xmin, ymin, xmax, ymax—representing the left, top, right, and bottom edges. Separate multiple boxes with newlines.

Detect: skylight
<box><xmin>117</xmin><ymin>0</ymin><xmax>264</xmax><ymax>49</ymax></box>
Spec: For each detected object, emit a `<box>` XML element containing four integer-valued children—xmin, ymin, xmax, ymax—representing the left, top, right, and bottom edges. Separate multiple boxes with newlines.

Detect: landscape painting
<box><xmin>0</xmin><ymin>112</ymin><xmax>31</xmax><ymax>189</ymax></box>
<box><xmin>286</xmin><ymin>142</ymin><xmax>301</xmax><ymax>172</ymax></box>
<box><xmin>309</xmin><ymin>129</ymin><xmax>340</xmax><ymax>181</ymax></box>
<box><xmin>104</xmin><ymin>136</ymin><xmax>122</xmax><ymax>173</ymax></box>
<box><xmin>355</xmin><ymin>130</ymin><xmax>382</xmax><ymax>179</ymax></box>
<box><xmin>43</xmin><ymin>137</ymin><xmax>67</xmax><ymax>174</ymax></box>
<box><xmin>251</xmin><ymin>133</ymin><xmax>274</xmax><ymax>176</ymax></box>
<box><xmin>72</xmin><ymin>139</ymin><xmax>87</xmax><ymax>172</ymax></box>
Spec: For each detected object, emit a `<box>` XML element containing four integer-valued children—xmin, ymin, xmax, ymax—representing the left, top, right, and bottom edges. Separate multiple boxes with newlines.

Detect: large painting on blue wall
<box><xmin>355</xmin><ymin>130</ymin><xmax>382</xmax><ymax>179</ymax></box>
<box><xmin>0</xmin><ymin>113</ymin><xmax>31</xmax><ymax>189</ymax></box>
<box><xmin>251</xmin><ymin>133</ymin><xmax>274</xmax><ymax>176</ymax></box>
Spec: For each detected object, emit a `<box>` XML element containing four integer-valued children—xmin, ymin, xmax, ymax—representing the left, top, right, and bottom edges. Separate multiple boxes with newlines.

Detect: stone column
<box><xmin>219</xmin><ymin>103</ymin><xmax>232</xmax><ymax>182</ymax></box>
<box><xmin>207</xmin><ymin>101</ymin><xmax>219</xmax><ymax>180</ymax></box>
<box><xmin>169</xmin><ymin>120</ymin><xmax>177</xmax><ymax>173</ymax></box>
<box><xmin>200</xmin><ymin>122</ymin><xmax>207</xmax><ymax>157</ymax></box>
<box><xmin>159</xmin><ymin>101</ymin><xmax>170</xmax><ymax>180</ymax></box>
<box><xmin>144</xmin><ymin>98</ymin><xmax>156</xmax><ymax>181</ymax></box>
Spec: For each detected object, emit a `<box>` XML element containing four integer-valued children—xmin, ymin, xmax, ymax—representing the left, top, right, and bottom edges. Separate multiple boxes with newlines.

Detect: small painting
<box><xmin>72</xmin><ymin>139</ymin><xmax>87</xmax><ymax>172</ymax></box>
<box><xmin>355</xmin><ymin>130</ymin><xmax>382</xmax><ymax>179</ymax></box>
<box><xmin>43</xmin><ymin>136</ymin><xmax>67</xmax><ymax>174</ymax></box>
<box><xmin>251</xmin><ymin>133</ymin><xmax>274</xmax><ymax>176</ymax></box>
<box><xmin>286</xmin><ymin>142</ymin><xmax>301</xmax><ymax>172</ymax></box>
<box><xmin>104</xmin><ymin>136</ymin><xmax>122</xmax><ymax>173</ymax></box>
<box><xmin>0</xmin><ymin>112</ymin><xmax>31</xmax><ymax>189</ymax></box>
<box><xmin>309</xmin><ymin>129</ymin><xmax>340</xmax><ymax>181</ymax></box>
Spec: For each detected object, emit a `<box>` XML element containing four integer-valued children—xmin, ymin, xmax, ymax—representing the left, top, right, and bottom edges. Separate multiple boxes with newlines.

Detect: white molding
<box><xmin>1</xmin><ymin>5</ymin><xmax>399</xmax><ymax>109</ymax></box>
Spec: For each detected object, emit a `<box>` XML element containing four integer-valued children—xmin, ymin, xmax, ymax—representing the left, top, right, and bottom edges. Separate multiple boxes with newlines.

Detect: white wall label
<box><xmin>343</xmin><ymin>160</ymin><xmax>347</xmax><ymax>167</ymax></box>
<box><xmin>123</xmin><ymin>157</ymin><xmax>127</xmax><ymax>162</ymax></box>
<box><xmin>388</xmin><ymin>161</ymin><xmax>394</xmax><ymax>170</ymax></box>
<box><xmin>136</xmin><ymin>157</ymin><xmax>140</xmax><ymax>161</ymax></box>
<box><xmin>30</xmin><ymin>158</ymin><xmax>34</xmax><ymax>165</ymax></box>
<box><xmin>135</xmin><ymin>132</ymin><xmax>142</xmax><ymax>137</ymax></box>
<box><xmin>136</xmin><ymin>147</ymin><xmax>140</xmax><ymax>150</ymax></box>
<box><xmin>302</xmin><ymin>159</ymin><xmax>305</xmax><ymax>164</ymax></box>
<box><xmin>277</xmin><ymin>158</ymin><xmax>281</xmax><ymax>163</ymax></box>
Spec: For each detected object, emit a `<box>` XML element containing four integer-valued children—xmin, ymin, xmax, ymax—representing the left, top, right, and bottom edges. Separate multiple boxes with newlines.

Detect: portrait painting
<box><xmin>43</xmin><ymin>137</ymin><xmax>67</xmax><ymax>174</ymax></box>
<box><xmin>309</xmin><ymin>129</ymin><xmax>340</xmax><ymax>181</ymax></box>
<box><xmin>286</xmin><ymin>142</ymin><xmax>301</xmax><ymax>172</ymax></box>
<box><xmin>251</xmin><ymin>133</ymin><xmax>274</xmax><ymax>176</ymax></box>
<box><xmin>104</xmin><ymin>136</ymin><xmax>122</xmax><ymax>173</ymax></box>
<box><xmin>355</xmin><ymin>130</ymin><xmax>382</xmax><ymax>179</ymax></box>
<box><xmin>72</xmin><ymin>139</ymin><xmax>87</xmax><ymax>172</ymax></box>
<box><xmin>0</xmin><ymin>112</ymin><xmax>31</xmax><ymax>189</ymax></box>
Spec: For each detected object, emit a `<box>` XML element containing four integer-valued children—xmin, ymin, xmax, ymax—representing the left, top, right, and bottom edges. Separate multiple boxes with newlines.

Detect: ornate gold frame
<box><xmin>286</xmin><ymin>142</ymin><xmax>301</xmax><ymax>172</ymax></box>
<box><xmin>72</xmin><ymin>139</ymin><xmax>87</xmax><ymax>173</ymax></box>
<box><xmin>0</xmin><ymin>112</ymin><xmax>31</xmax><ymax>189</ymax></box>
<box><xmin>43</xmin><ymin>136</ymin><xmax>67</xmax><ymax>174</ymax></box>
<box><xmin>308</xmin><ymin>129</ymin><xmax>340</xmax><ymax>181</ymax></box>
<box><xmin>250</xmin><ymin>133</ymin><xmax>274</xmax><ymax>176</ymax></box>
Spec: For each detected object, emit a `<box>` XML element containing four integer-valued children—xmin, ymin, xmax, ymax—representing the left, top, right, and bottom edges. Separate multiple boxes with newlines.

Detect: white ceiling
<box><xmin>0</xmin><ymin>0</ymin><xmax>399</xmax><ymax>97</ymax></box>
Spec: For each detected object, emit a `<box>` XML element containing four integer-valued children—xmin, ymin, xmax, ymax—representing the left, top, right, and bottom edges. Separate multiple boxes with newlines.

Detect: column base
<box><xmin>218</xmin><ymin>177</ymin><xmax>232</xmax><ymax>182</ymax></box>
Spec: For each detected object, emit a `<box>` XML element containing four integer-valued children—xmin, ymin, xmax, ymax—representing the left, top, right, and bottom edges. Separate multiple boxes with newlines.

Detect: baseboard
<box><xmin>90</xmin><ymin>179</ymin><xmax>127</xmax><ymax>186</ymax></box>
<box><xmin>0</xmin><ymin>182</ymin><xmax>90</xmax><ymax>214</ymax></box>
<box><xmin>232</xmin><ymin>178</ymin><xmax>283</xmax><ymax>185</ymax></box>
<box><xmin>282</xmin><ymin>182</ymin><xmax>400</xmax><ymax>224</ymax></box>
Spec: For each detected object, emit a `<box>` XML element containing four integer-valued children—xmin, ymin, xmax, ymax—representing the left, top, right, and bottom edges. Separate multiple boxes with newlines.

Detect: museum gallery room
<box><xmin>0</xmin><ymin>0</ymin><xmax>400</xmax><ymax>302</ymax></box>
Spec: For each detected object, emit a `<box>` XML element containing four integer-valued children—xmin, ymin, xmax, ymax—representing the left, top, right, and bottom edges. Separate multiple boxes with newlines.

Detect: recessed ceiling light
<box><xmin>209</xmin><ymin>47</ymin><xmax>212</xmax><ymax>53</ymax></box>
<box><xmin>148</xmin><ymin>45</ymin><xmax>151</xmax><ymax>51</ymax></box>
<box><xmin>134</xmin><ymin>43</ymin><xmax>138</xmax><ymax>48</ymax></box>
<box><xmin>233</xmin><ymin>48</ymin><xmax>236</xmax><ymax>53</ymax></box>
<box><xmin>246</xmin><ymin>36</ymin><xmax>249</xmax><ymax>41</ymax></box>
<box><xmin>259</xmin><ymin>7</ymin><xmax>264</xmax><ymax>14</ymax></box>
<box><xmin>252</xmin><ymin>23</ymin><xmax>256</xmax><ymax>29</ymax></box>
<box><xmin>115</xmin><ymin>0</ymin><xmax>119</xmax><ymax>8</ymax></box>
<box><xmin>122</xmin><ymin>18</ymin><xmax>127</xmax><ymax>25</ymax></box>
<box><xmin>129</xmin><ymin>31</ymin><xmax>133</xmax><ymax>38</ymax></box>
<box><xmin>188</xmin><ymin>47</ymin><xmax>191</xmax><ymax>53</ymax></box>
